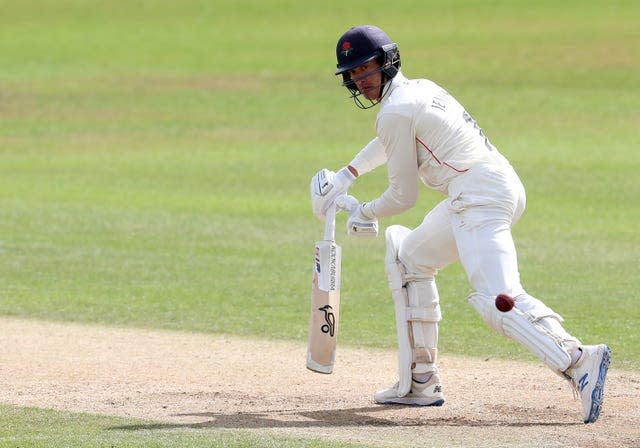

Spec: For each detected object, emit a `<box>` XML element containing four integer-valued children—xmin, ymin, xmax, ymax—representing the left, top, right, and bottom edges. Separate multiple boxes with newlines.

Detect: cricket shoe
<box><xmin>565</xmin><ymin>344</ymin><xmax>611</xmax><ymax>424</ymax></box>
<box><xmin>374</xmin><ymin>374</ymin><xmax>445</xmax><ymax>406</ymax></box>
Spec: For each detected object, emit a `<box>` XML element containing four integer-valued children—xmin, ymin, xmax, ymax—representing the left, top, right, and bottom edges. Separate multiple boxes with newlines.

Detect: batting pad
<box><xmin>386</xmin><ymin>226</ymin><xmax>440</xmax><ymax>396</ymax></box>
<box><xmin>468</xmin><ymin>293</ymin><xmax>573</xmax><ymax>374</ymax></box>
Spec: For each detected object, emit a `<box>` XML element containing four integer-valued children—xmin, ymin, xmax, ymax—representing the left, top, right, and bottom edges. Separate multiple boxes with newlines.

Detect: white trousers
<box><xmin>396</xmin><ymin>161</ymin><xmax>581</xmax><ymax>374</ymax></box>
<box><xmin>399</xmin><ymin>162</ymin><xmax>527</xmax><ymax>297</ymax></box>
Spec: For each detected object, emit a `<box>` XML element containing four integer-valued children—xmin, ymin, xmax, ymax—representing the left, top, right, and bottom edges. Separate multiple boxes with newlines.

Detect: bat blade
<box><xmin>306</xmin><ymin>238</ymin><xmax>341</xmax><ymax>374</ymax></box>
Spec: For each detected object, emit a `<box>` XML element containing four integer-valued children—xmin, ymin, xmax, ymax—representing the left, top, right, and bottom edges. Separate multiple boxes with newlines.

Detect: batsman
<box><xmin>310</xmin><ymin>25</ymin><xmax>611</xmax><ymax>424</ymax></box>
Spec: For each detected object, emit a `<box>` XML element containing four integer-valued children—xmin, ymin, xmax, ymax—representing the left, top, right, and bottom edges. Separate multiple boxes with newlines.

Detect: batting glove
<box><xmin>335</xmin><ymin>194</ymin><xmax>378</xmax><ymax>238</ymax></box>
<box><xmin>310</xmin><ymin>167</ymin><xmax>356</xmax><ymax>221</ymax></box>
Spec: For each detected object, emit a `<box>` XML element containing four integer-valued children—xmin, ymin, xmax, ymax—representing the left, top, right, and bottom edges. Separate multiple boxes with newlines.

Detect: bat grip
<box><xmin>324</xmin><ymin>203</ymin><xmax>336</xmax><ymax>242</ymax></box>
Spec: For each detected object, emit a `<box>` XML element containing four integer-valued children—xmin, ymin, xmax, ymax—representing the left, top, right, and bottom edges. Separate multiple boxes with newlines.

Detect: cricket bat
<box><xmin>306</xmin><ymin>203</ymin><xmax>341</xmax><ymax>374</ymax></box>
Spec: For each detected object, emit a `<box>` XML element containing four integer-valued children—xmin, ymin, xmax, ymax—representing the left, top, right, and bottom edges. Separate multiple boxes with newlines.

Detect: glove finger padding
<box><xmin>310</xmin><ymin>167</ymin><xmax>356</xmax><ymax>221</ymax></box>
<box><xmin>335</xmin><ymin>194</ymin><xmax>359</xmax><ymax>213</ymax></box>
<box><xmin>311</xmin><ymin>168</ymin><xmax>335</xmax><ymax>197</ymax></box>
<box><xmin>310</xmin><ymin>169</ymin><xmax>335</xmax><ymax>221</ymax></box>
<box><xmin>347</xmin><ymin>207</ymin><xmax>379</xmax><ymax>238</ymax></box>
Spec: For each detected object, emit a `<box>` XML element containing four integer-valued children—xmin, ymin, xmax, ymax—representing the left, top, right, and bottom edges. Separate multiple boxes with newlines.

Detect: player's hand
<box><xmin>335</xmin><ymin>194</ymin><xmax>379</xmax><ymax>238</ymax></box>
<box><xmin>334</xmin><ymin>194</ymin><xmax>358</xmax><ymax>213</ymax></box>
<box><xmin>310</xmin><ymin>167</ymin><xmax>356</xmax><ymax>221</ymax></box>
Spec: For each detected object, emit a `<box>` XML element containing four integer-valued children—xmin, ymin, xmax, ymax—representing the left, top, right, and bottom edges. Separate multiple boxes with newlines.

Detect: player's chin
<box><xmin>359</xmin><ymin>85</ymin><xmax>381</xmax><ymax>101</ymax></box>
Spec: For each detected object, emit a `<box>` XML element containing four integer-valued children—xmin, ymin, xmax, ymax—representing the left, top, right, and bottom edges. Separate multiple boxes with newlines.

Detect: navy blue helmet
<box><xmin>335</xmin><ymin>25</ymin><xmax>401</xmax><ymax>108</ymax></box>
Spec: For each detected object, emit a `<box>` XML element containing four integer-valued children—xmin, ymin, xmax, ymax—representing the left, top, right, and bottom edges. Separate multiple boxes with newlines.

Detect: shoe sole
<box><xmin>585</xmin><ymin>345</ymin><xmax>611</xmax><ymax>424</ymax></box>
<box><xmin>376</xmin><ymin>398</ymin><xmax>445</xmax><ymax>407</ymax></box>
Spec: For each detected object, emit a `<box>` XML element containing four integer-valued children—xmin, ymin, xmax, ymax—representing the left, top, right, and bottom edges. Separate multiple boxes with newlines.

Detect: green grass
<box><xmin>0</xmin><ymin>0</ymin><xmax>639</xmax><ymax>446</ymax></box>
<box><xmin>0</xmin><ymin>404</ymin><xmax>369</xmax><ymax>448</ymax></box>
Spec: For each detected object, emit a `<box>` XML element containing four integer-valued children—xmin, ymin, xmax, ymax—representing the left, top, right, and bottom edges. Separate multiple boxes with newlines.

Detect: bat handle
<box><xmin>324</xmin><ymin>203</ymin><xmax>336</xmax><ymax>242</ymax></box>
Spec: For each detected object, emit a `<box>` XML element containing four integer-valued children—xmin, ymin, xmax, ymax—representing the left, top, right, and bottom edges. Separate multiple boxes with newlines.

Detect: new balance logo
<box><xmin>578</xmin><ymin>373</ymin><xmax>589</xmax><ymax>392</ymax></box>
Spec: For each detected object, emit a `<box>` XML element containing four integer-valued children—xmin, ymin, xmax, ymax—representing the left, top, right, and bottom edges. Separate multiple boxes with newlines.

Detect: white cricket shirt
<box><xmin>349</xmin><ymin>72</ymin><xmax>509</xmax><ymax>219</ymax></box>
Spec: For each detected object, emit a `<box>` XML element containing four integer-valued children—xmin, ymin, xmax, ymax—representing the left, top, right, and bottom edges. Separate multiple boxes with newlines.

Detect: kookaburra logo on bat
<box><xmin>319</xmin><ymin>305</ymin><xmax>335</xmax><ymax>337</ymax></box>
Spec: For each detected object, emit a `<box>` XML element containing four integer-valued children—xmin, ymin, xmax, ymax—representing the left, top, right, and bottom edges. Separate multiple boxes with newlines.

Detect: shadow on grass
<box><xmin>107</xmin><ymin>405</ymin><xmax>579</xmax><ymax>431</ymax></box>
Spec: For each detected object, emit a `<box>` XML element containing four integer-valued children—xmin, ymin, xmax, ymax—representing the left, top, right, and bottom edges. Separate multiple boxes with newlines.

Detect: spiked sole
<box><xmin>585</xmin><ymin>345</ymin><xmax>611</xmax><ymax>424</ymax></box>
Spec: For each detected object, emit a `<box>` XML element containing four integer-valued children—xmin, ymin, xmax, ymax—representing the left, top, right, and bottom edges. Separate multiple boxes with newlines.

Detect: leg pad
<box><xmin>386</xmin><ymin>226</ymin><xmax>441</xmax><ymax>396</ymax></box>
<box><xmin>468</xmin><ymin>292</ymin><xmax>574</xmax><ymax>373</ymax></box>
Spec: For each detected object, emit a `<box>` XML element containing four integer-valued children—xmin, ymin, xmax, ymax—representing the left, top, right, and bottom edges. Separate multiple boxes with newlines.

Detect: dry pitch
<box><xmin>1</xmin><ymin>317</ymin><xmax>638</xmax><ymax>448</ymax></box>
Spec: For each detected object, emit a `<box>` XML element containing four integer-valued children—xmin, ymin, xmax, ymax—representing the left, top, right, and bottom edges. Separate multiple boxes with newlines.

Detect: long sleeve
<box><xmin>349</xmin><ymin>137</ymin><xmax>387</xmax><ymax>176</ymax></box>
<box><xmin>362</xmin><ymin>113</ymin><xmax>419</xmax><ymax>219</ymax></box>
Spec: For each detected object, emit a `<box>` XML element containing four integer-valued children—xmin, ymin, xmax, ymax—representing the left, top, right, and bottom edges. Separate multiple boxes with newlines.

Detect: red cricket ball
<box><xmin>495</xmin><ymin>293</ymin><xmax>515</xmax><ymax>312</ymax></box>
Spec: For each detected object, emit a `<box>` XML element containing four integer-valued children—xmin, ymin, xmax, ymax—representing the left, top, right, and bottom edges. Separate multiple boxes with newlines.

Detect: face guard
<box><xmin>335</xmin><ymin>26</ymin><xmax>401</xmax><ymax>109</ymax></box>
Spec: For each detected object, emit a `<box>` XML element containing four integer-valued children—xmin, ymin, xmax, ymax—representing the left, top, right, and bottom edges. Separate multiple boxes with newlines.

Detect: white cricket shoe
<box><xmin>566</xmin><ymin>344</ymin><xmax>611</xmax><ymax>424</ymax></box>
<box><xmin>374</xmin><ymin>374</ymin><xmax>445</xmax><ymax>406</ymax></box>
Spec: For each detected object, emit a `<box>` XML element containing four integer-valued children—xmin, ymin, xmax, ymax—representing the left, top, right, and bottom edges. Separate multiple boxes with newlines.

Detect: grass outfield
<box><xmin>1</xmin><ymin>0</ymin><xmax>638</xmax><ymax>446</ymax></box>
<box><xmin>0</xmin><ymin>404</ymin><xmax>369</xmax><ymax>448</ymax></box>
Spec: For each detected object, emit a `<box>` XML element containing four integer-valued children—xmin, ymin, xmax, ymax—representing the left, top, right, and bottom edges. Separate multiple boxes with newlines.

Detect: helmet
<box><xmin>335</xmin><ymin>25</ymin><xmax>401</xmax><ymax>108</ymax></box>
